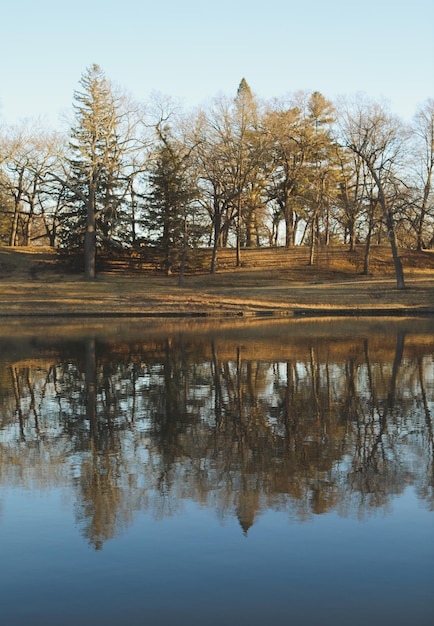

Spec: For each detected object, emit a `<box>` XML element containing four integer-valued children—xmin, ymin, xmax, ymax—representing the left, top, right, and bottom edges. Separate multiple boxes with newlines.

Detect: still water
<box><xmin>0</xmin><ymin>318</ymin><xmax>433</xmax><ymax>626</ymax></box>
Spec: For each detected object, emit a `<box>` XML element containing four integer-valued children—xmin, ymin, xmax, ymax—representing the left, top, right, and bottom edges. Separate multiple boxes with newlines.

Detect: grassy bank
<box><xmin>0</xmin><ymin>245</ymin><xmax>433</xmax><ymax>318</ymax></box>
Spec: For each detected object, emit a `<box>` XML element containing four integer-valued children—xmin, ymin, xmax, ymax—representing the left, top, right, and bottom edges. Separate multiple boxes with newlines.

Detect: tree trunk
<box><xmin>84</xmin><ymin>186</ymin><xmax>97</xmax><ymax>280</ymax></box>
<box><xmin>308</xmin><ymin>216</ymin><xmax>316</xmax><ymax>266</ymax></box>
<box><xmin>363</xmin><ymin>199</ymin><xmax>376</xmax><ymax>275</ymax></box>
<box><xmin>363</xmin><ymin>228</ymin><xmax>372</xmax><ymax>275</ymax></box>
<box><xmin>388</xmin><ymin>227</ymin><xmax>405</xmax><ymax>289</ymax></box>
<box><xmin>24</xmin><ymin>201</ymin><xmax>36</xmax><ymax>246</ymax></box>
<box><xmin>324</xmin><ymin>200</ymin><xmax>330</xmax><ymax>246</ymax></box>
<box><xmin>348</xmin><ymin>218</ymin><xmax>356</xmax><ymax>252</ymax></box>
<box><xmin>416</xmin><ymin>177</ymin><xmax>431</xmax><ymax>250</ymax></box>
<box><xmin>236</xmin><ymin>204</ymin><xmax>242</xmax><ymax>268</ymax></box>
<box><xmin>284</xmin><ymin>201</ymin><xmax>294</xmax><ymax>248</ymax></box>
<box><xmin>370</xmin><ymin>169</ymin><xmax>405</xmax><ymax>289</ymax></box>
<box><xmin>210</xmin><ymin>212</ymin><xmax>221</xmax><ymax>274</ymax></box>
<box><xmin>84</xmin><ymin>225</ymin><xmax>96</xmax><ymax>280</ymax></box>
<box><xmin>9</xmin><ymin>202</ymin><xmax>21</xmax><ymax>247</ymax></box>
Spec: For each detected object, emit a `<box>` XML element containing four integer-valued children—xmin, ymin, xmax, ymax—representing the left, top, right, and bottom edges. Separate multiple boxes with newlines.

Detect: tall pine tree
<box><xmin>64</xmin><ymin>64</ymin><xmax>124</xmax><ymax>279</ymax></box>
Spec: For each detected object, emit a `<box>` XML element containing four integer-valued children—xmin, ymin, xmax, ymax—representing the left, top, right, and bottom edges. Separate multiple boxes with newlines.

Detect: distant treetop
<box><xmin>237</xmin><ymin>77</ymin><xmax>252</xmax><ymax>99</ymax></box>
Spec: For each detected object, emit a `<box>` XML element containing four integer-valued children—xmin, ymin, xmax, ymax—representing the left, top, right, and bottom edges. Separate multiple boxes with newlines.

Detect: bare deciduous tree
<box><xmin>338</xmin><ymin>97</ymin><xmax>409</xmax><ymax>289</ymax></box>
<box><xmin>411</xmin><ymin>99</ymin><xmax>434</xmax><ymax>249</ymax></box>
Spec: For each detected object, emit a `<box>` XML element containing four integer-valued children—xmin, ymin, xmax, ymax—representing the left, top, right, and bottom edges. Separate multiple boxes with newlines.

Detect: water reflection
<box><xmin>1</xmin><ymin>321</ymin><xmax>433</xmax><ymax>549</ymax></box>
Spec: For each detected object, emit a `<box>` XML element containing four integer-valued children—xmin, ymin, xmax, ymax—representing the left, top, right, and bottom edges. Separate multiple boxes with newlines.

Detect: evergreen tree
<box><xmin>237</xmin><ymin>77</ymin><xmax>253</xmax><ymax>100</ymax></box>
<box><xmin>144</xmin><ymin>124</ymin><xmax>199</xmax><ymax>279</ymax></box>
<box><xmin>63</xmin><ymin>64</ymin><xmax>125</xmax><ymax>279</ymax></box>
<box><xmin>233</xmin><ymin>78</ymin><xmax>267</xmax><ymax>260</ymax></box>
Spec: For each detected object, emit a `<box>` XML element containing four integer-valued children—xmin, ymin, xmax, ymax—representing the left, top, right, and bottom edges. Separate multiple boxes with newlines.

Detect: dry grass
<box><xmin>0</xmin><ymin>244</ymin><xmax>433</xmax><ymax>318</ymax></box>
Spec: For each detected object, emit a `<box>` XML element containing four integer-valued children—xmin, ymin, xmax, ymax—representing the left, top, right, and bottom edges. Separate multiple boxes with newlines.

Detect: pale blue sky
<box><xmin>0</xmin><ymin>0</ymin><xmax>432</xmax><ymax>128</ymax></box>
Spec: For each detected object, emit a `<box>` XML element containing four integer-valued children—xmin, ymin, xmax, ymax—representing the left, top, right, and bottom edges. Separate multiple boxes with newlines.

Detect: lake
<box><xmin>0</xmin><ymin>318</ymin><xmax>433</xmax><ymax>625</ymax></box>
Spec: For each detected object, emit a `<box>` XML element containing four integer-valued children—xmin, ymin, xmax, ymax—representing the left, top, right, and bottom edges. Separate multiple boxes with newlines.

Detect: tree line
<box><xmin>0</xmin><ymin>64</ymin><xmax>433</xmax><ymax>285</ymax></box>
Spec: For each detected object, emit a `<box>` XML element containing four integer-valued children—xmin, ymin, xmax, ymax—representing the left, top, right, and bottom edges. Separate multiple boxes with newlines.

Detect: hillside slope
<box><xmin>0</xmin><ymin>245</ymin><xmax>433</xmax><ymax>318</ymax></box>
<box><xmin>2</xmin><ymin>244</ymin><xmax>434</xmax><ymax>281</ymax></box>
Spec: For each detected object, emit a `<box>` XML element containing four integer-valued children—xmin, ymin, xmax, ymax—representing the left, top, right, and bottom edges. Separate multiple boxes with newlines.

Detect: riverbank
<box><xmin>0</xmin><ymin>245</ymin><xmax>433</xmax><ymax>318</ymax></box>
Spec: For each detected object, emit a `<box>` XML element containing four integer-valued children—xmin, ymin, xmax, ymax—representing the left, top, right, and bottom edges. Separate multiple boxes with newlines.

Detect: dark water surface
<box><xmin>1</xmin><ymin>319</ymin><xmax>433</xmax><ymax>625</ymax></box>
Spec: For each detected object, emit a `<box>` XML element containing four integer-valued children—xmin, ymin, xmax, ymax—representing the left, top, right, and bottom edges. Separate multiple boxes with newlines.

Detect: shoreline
<box><xmin>1</xmin><ymin>306</ymin><xmax>434</xmax><ymax>318</ymax></box>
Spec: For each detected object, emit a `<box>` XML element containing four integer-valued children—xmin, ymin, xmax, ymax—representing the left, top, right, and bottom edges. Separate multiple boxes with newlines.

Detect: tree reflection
<box><xmin>0</xmin><ymin>325</ymin><xmax>433</xmax><ymax>547</ymax></box>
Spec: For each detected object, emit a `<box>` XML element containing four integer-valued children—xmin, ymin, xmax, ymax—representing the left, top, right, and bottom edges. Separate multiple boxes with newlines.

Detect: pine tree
<box><xmin>63</xmin><ymin>64</ymin><xmax>124</xmax><ymax>279</ymax></box>
<box><xmin>144</xmin><ymin>125</ymin><xmax>199</xmax><ymax>279</ymax></box>
<box><xmin>237</xmin><ymin>77</ymin><xmax>252</xmax><ymax>100</ymax></box>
